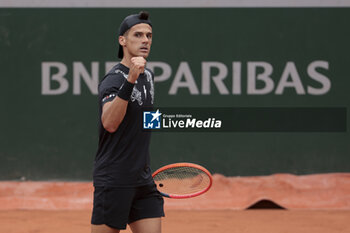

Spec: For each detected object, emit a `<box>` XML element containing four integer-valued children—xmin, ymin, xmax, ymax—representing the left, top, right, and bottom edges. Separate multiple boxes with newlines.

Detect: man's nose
<box><xmin>142</xmin><ymin>35</ymin><xmax>149</xmax><ymax>43</ymax></box>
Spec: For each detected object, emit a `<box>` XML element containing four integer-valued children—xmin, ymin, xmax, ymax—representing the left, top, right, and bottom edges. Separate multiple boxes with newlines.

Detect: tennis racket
<box><xmin>152</xmin><ymin>163</ymin><xmax>213</xmax><ymax>198</ymax></box>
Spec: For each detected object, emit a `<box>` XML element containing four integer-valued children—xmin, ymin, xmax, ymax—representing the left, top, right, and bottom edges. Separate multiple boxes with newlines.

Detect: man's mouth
<box><xmin>140</xmin><ymin>47</ymin><xmax>148</xmax><ymax>52</ymax></box>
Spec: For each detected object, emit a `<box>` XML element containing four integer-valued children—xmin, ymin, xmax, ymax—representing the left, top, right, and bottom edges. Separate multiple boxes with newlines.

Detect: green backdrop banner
<box><xmin>0</xmin><ymin>8</ymin><xmax>349</xmax><ymax>180</ymax></box>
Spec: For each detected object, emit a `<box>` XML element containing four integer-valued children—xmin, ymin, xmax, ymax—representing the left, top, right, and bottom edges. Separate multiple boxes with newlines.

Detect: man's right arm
<box><xmin>101</xmin><ymin>97</ymin><xmax>129</xmax><ymax>133</ymax></box>
<box><xmin>101</xmin><ymin>57</ymin><xmax>146</xmax><ymax>133</ymax></box>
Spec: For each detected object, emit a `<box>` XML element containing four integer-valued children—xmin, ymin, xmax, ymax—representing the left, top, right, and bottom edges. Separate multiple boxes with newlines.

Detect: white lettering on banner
<box><xmin>307</xmin><ymin>61</ymin><xmax>331</xmax><ymax>95</ymax></box>
<box><xmin>41</xmin><ymin>62</ymin><xmax>99</xmax><ymax>95</ymax></box>
<box><xmin>202</xmin><ymin>62</ymin><xmax>229</xmax><ymax>95</ymax></box>
<box><xmin>247</xmin><ymin>62</ymin><xmax>274</xmax><ymax>94</ymax></box>
<box><xmin>73</xmin><ymin>62</ymin><xmax>98</xmax><ymax>95</ymax></box>
<box><xmin>42</xmin><ymin>62</ymin><xmax>69</xmax><ymax>95</ymax></box>
<box><xmin>105</xmin><ymin>62</ymin><xmax>117</xmax><ymax>74</ymax></box>
<box><xmin>168</xmin><ymin>62</ymin><xmax>199</xmax><ymax>95</ymax></box>
<box><xmin>147</xmin><ymin>62</ymin><xmax>172</xmax><ymax>82</ymax></box>
<box><xmin>40</xmin><ymin>60</ymin><xmax>331</xmax><ymax>96</ymax></box>
<box><xmin>232</xmin><ymin>62</ymin><xmax>241</xmax><ymax>94</ymax></box>
<box><xmin>275</xmin><ymin>62</ymin><xmax>305</xmax><ymax>95</ymax></box>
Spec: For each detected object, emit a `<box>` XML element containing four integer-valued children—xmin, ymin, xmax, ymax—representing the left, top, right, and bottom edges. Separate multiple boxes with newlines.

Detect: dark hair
<box><xmin>139</xmin><ymin>11</ymin><xmax>149</xmax><ymax>20</ymax></box>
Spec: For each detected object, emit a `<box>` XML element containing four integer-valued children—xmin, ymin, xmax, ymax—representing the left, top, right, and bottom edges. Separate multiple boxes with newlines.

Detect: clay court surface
<box><xmin>1</xmin><ymin>209</ymin><xmax>349</xmax><ymax>233</ymax></box>
<box><xmin>1</xmin><ymin>173</ymin><xmax>349</xmax><ymax>233</ymax></box>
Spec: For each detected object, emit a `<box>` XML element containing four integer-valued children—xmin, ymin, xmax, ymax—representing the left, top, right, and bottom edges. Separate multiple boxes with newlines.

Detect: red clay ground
<box><xmin>1</xmin><ymin>173</ymin><xmax>349</xmax><ymax>210</ymax></box>
<box><xmin>1</xmin><ymin>173</ymin><xmax>349</xmax><ymax>232</ymax></box>
<box><xmin>1</xmin><ymin>209</ymin><xmax>349</xmax><ymax>233</ymax></box>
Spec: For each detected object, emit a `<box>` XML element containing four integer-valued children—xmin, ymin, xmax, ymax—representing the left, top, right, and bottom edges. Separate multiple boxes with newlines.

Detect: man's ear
<box><xmin>119</xmin><ymin>36</ymin><xmax>126</xmax><ymax>46</ymax></box>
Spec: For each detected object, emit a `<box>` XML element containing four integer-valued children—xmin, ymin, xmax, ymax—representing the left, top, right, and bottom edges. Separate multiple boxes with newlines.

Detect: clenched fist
<box><xmin>128</xmin><ymin>57</ymin><xmax>147</xmax><ymax>83</ymax></box>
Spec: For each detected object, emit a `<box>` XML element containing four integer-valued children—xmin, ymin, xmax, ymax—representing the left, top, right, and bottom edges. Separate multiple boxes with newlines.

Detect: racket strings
<box><xmin>153</xmin><ymin>166</ymin><xmax>211</xmax><ymax>195</ymax></box>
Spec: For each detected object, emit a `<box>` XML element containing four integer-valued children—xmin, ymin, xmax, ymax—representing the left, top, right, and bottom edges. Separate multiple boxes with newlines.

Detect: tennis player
<box><xmin>91</xmin><ymin>11</ymin><xmax>164</xmax><ymax>233</ymax></box>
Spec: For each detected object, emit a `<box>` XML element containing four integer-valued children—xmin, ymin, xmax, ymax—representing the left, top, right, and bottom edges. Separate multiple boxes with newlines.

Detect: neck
<box><xmin>120</xmin><ymin>56</ymin><xmax>132</xmax><ymax>68</ymax></box>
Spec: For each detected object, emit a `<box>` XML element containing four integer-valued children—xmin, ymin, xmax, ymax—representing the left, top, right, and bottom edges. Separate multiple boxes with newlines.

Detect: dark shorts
<box><xmin>91</xmin><ymin>182</ymin><xmax>165</xmax><ymax>230</ymax></box>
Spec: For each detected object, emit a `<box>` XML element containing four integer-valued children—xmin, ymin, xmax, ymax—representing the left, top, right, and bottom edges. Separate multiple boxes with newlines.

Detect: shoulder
<box><xmin>99</xmin><ymin>64</ymin><xmax>127</xmax><ymax>91</ymax></box>
<box><xmin>145</xmin><ymin>67</ymin><xmax>154</xmax><ymax>76</ymax></box>
<box><xmin>144</xmin><ymin>68</ymin><xmax>154</xmax><ymax>80</ymax></box>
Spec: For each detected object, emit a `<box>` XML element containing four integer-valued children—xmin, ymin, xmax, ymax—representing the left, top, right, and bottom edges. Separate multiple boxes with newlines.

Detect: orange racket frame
<box><xmin>152</xmin><ymin>162</ymin><xmax>213</xmax><ymax>198</ymax></box>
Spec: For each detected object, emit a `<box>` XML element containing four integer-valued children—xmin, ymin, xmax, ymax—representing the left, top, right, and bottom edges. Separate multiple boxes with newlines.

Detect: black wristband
<box><xmin>117</xmin><ymin>80</ymin><xmax>135</xmax><ymax>101</ymax></box>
